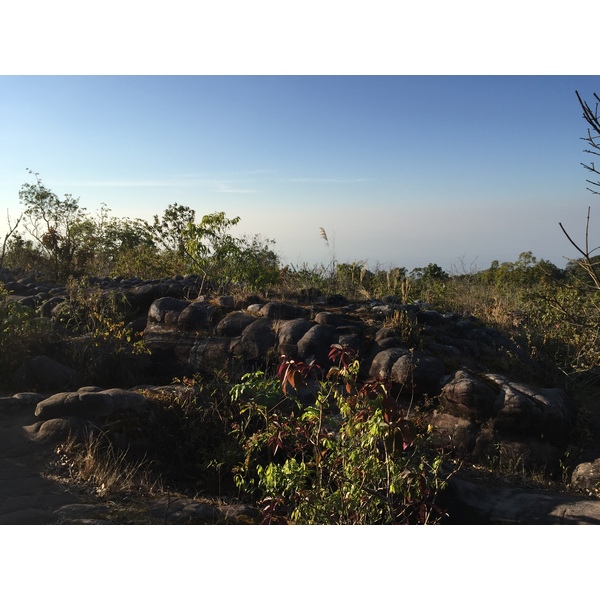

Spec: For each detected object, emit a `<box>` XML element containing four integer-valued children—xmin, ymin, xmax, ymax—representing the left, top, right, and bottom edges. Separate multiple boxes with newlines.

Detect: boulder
<box><xmin>314</xmin><ymin>311</ymin><xmax>356</xmax><ymax>328</ymax></box>
<box><xmin>25</xmin><ymin>416</ymin><xmax>90</xmax><ymax>444</ymax></box>
<box><xmin>35</xmin><ymin>388</ymin><xmax>150</xmax><ymax>420</ymax></box>
<box><xmin>439</xmin><ymin>370</ymin><xmax>497</xmax><ymax>422</ymax></box>
<box><xmin>231</xmin><ymin>318</ymin><xmax>276</xmax><ymax>363</ymax></box>
<box><xmin>571</xmin><ymin>459</ymin><xmax>600</xmax><ymax>493</ymax></box>
<box><xmin>429</xmin><ymin>412</ymin><xmax>479</xmax><ymax>454</ymax></box>
<box><xmin>390</xmin><ymin>351</ymin><xmax>445</xmax><ymax>396</ymax></box>
<box><xmin>297</xmin><ymin>324</ymin><xmax>334</xmax><ymax>366</ymax></box>
<box><xmin>125</xmin><ymin>282</ymin><xmax>174</xmax><ymax>311</ymax></box>
<box><xmin>259</xmin><ymin>302</ymin><xmax>308</xmax><ymax>320</ymax></box>
<box><xmin>188</xmin><ymin>337</ymin><xmax>234</xmax><ymax>371</ymax></box>
<box><xmin>32</xmin><ymin>387</ymin><xmax>154</xmax><ymax>450</ymax></box>
<box><xmin>277</xmin><ymin>318</ymin><xmax>315</xmax><ymax>347</ymax></box>
<box><xmin>368</xmin><ymin>348</ymin><xmax>409</xmax><ymax>380</ymax></box>
<box><xmin>147</xmin><ymin>297</ymin><xmax>190</xmax><ymax>326</ymax></box>
<box><xmin>215</xmin><ymin>311</ymin><xmax>256</xmax><ymax>336</ymax></box>
<box><xmin>487</xmin><ymin>375</ymin><xmax>572</xmax><ymax>440</ymax></box>
<box><xmin>444</xmin><ymin>476</ymin><xmax>600</xmax><ymax>524</ymax></box>
<box><xmin>333</xmin><ymin>326</ymin><xmax>364</xmax><ymax>358</ymax></box>
<box><xmin>177</xmin><ymin>302</ymin><xmax>218</xmax><ymax>332</ymax></box>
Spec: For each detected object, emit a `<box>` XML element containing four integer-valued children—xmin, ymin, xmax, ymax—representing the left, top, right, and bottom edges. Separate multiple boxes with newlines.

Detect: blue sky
<box><xmin>1</xmin><ymin>75</ymin><xmax>599</xmax><ymax>272</ymax></box>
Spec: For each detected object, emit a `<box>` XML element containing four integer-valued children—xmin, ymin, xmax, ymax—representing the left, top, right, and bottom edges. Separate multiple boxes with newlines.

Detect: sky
<box><xmin>2</xmin><ymin>75</ymin><xmax>599</xmax><ymax>273</ymax></box>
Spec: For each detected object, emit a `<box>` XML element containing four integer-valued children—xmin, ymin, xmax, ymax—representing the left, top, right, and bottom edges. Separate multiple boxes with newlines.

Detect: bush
<box><xmin>0</xmin><ymin>284</ymin><xmax>55</xmax><ymax>387</ymax></box>
<box><xmin>232</xmin><ymin>348</ymin><xmax>450</xmax><ymax>524</ymax></box>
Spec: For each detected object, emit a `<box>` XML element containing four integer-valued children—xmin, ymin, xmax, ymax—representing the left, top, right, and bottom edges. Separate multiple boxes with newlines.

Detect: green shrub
<box><xmin>0</xmin><ymin>284</ymin><xmax>55</xmax><ymax>387</ymax></box>
<box><xmin>232</xmin><ymin>348</ymin><xmax>449</xmax><ymax>524</ymax></box>
<box><xmin>52</xmin><ymin>279</ymin><xmax>151</xmax><ymax>387</ymax></box>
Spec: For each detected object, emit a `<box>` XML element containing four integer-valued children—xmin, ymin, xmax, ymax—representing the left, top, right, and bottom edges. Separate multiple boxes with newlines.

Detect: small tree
<box><xmin>19</xmin><ymin>170</ymin><xmax>93</xmax><ymax>279</ymax></box>
<box><xmin>149</xmin><ymin>203</ymin><xmax>196</xmax><ymax>256</ymax></box>
<box><xmin>184</xmin><ymin>212</ymin><xmax>279</xmax><ymax>293</ymax></box>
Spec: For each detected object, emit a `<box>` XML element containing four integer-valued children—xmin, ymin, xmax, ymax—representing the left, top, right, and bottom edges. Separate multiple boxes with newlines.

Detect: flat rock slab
<box><xmin>0</xmin><ymin>408</ymin><xmax>84</xmax><ymax>524</ymax></box>
<box><xmin>445</xmin><ymin>476</ymin><xmax>600</xmax><ymax>524</ymax></box>
<box><xmin>148</xmin><ymin>497</ymin><xmax>261</xmax><ymax>524</ymax></box>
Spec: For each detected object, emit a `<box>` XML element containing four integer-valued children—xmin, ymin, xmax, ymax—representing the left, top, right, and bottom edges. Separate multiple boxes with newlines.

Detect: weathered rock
<box><xmin>277</xmin><ymin>318</ymin><xmax>315</xmax><ymax>346</ymax></box>
<box><xmin>374</xmin><ymin>327</ymin><xmax>401</xmax><ymax>342</ymax></box>
<box><xmin>259</xmin><ymin>302</ymin><xmax>308</xmax><ymax>320</ymax></box>
<box><xmin>25</xmin><ymin>416</ymin><xmax>90</xmax><ymax>444</ymax></box>
<box><xmin>297</xmin><ymin>324</ymin><xmax>334</xmax><ymax>366</ymax></box>
<box><xmin>333</xmin><ymin>326</ymin><xmax>365</xmax><ymax>358</ymax></box>
<box><xmin>0</xmin><ymin>393</ymin><xmax>46</xmax><ymax>415</ymax></box>
<box><xmin>231</xmin><ymin>318</ymin><xmax>276</xmax><ymax>362</ymax></box>
<box><xmin>444</xmin><ymin>476</ymin><xmax>600</xmax><ymax>524</ymax></box>
<box><xmin>246</xmin><ymin>303</ymin><xmax>264</xmax><ymax>315</ymax></box>
<box><xmin>149</xmin><ymin>497</ymin><xmax>222</xmax><ymax>523</ymax></box>
<box><xmin>188</xmin><ymin>337</ymin><xmax>234</xmax><ymax>371</ymax></box>
<box><xmin>571</xmin><ymin>459</ymin><xmax>600</xmax><ymax>493</ymax></box>
<box><xmin>214</xmin><ymin>295</ymin><xmax>235</xmax><ymax>308</ymax></box>
<box><xmin>430</xmin><ymin>412</ymin><xmax>479</xmax><ymax>454</ymax></box>
<box><xmin>428</xmin><ymin>341</ymin><xmax>462</xmax><ymax>359</ymax></box>
<box><xmin>276</xmin><ymin>318</ymin><xmax>315</xmax><ymax>361</ymax></box>
<box><xmin>370</xmin><ymin>336</ymin><xmax>405</xmax><ymax>354</ymax></box>
<box><xmin>390</xmin><ymin>351</ymin><xmax>445</xmax><ymax>396</ymax></box>
<box><xmin>35</xmin><ymin>388</ymin><xmax>150</xmax><ymax>420</ymax></box>
<box><xmin>369</xmin><ymin>347</ymin><xmax>409</xmax><ymax>380</ymax></box>
<box><xmin>415</xmin><ymin>309</ymin><xmax>445</xmax><ymax>327</ymax></box>
<box><xmin>126</xmin><ymin>315</ymin><xmax>148</xmax><ymax>333</ymax></box>
<box><xmin>315</xmin><ymin>311</ymin><xmax>356</xmax><ymax>328</ymax></box>
<box><xmin>495</xmin><ymin>438</ymin><xmax>562</xmax><ymax>474</ymax></box>
<box><xmin>147</xmin><ymin>497</ymin><xmax>260</xmax><ymax>524</ymax></box>
<box><xmin>177</xmin><ymin>301</ymin><xmax>218</xmax><ymax>332</ymax></box>
<box><xmin>125</xmin><ymin>282</ymin><xmax>174</xmax><ymax>311</ymax></box>
<box><xmin>487</xmin><ymin>375</ymin><xmax>572</xmax><ymax>440</ymax></box>
<box><xmin>439</xmin><ymin>370</ymin><xmax>497</xmax><ymax>422</ymax></box>
<box><xmin>326</xmin><ymin>294</ymin><xmax>348</xmax><ymax>307</ymax></box>
<box><xmin>147</xmin><ymin>297</ymin><xmax>190</xmax><ymax>326</ymax></box>
<box><xmin>215</xmin><ymin>311</ymin><xmax>256</xmax><ymax>336</ymax></box>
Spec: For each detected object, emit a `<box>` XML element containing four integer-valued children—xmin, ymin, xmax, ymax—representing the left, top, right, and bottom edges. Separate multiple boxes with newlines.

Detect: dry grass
<box><xmin>50</xmin><ymin>431</ymin><xmax>163</xmax><ymax>500</ymax></box>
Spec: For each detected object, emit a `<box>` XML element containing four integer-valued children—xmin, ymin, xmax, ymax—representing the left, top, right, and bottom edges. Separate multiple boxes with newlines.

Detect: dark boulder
<box><xmin>216</xmin><ymin>311</ymin><xmax>257</xmax><ymax>336</ymax></box>
<box><xmin>571</xmin><ymin>459</ymin><xmax>600</xmax><ymax>493</ymax></box>
<box><xmin>277</xmin><ymin>318</ymin><xmax>315</xmax><ymax>346</ymax></box>
<box><xmin>188</xmin><ymin>337</ymin><xmax>235</xmax><ymax>371</ymax></box>
<box><xmin>231</xmin><ymin>318</ymin><xmax>277</xmax><ymax>363</ymax></box>
<box><xmin>259</xmin><ymin>302</ymin><xmax>308</xmax><ymax>320</ymax></box>
<box><xmin>369</xmin><ymin>348</ymin><xmax>410</xmax><ymax>380</ymax></box>
<box><xmin>429</xmin><ymin>412</ymin><xmax>479</xmax><ymax>454</ymax></box>
<box><xmin>439</xmin><ymin>370</ymin><xmax>497</xmax><ymax>422</ymax></box>
<box><xmin>297</xmin><ymin>324</ymin><xmax>334</xmax><ymax>366</ymax></box>
<box><xmin>488</xmin><ymin>375</ymin><xmax>572</xmax><ymax>440</ymax></box>
<box><xmin>390</xmin><ymin>351</ymin><xmax>445</xmax><ymax>396</ymax></box>
<box><xmin>177</xmin><ymin>302</ymin><xmax>218</xmax><ymax>332</ymax></box>
<box><xmin>147</xmin><ymin>297</ymin><xmax>190</xmax><ymax>326</ymax></box>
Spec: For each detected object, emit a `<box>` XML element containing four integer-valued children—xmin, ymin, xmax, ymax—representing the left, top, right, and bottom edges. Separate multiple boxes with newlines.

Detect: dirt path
<box><xmin>0</xmin><ymin>396</ymin><xmax>261</xmax><ymax>525</ymax></box>
<box><xmin>0</xmin><ymin>398</ymin><xmax>87</xmax><ymax>524</ymax></box>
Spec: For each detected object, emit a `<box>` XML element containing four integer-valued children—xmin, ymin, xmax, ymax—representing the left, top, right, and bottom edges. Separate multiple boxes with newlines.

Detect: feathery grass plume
<box><xmin>319</xmin><ymin>226</ymin><xmax>329</xmax><ymax>246</ymax></box>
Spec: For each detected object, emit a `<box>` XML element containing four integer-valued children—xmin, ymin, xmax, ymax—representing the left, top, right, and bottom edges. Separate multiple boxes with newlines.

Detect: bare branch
<box><xmin>559</xmin><ymin>207</ymin><xmax>600</xmax><ymax>290</ymax></box>
<box><xmin>576</xmin><ymin>90</ymin><xmax>600</xmax><ymax>193</ymax></box>
<box><xmin>0</xmin><ymin>210</ymin><xmax>24</xmax><ymax>269</ymax></box>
